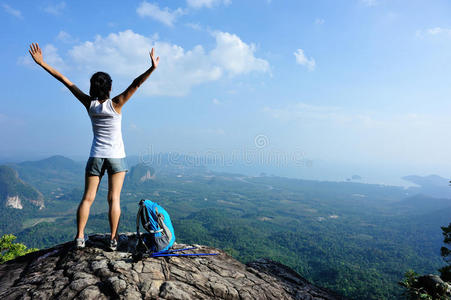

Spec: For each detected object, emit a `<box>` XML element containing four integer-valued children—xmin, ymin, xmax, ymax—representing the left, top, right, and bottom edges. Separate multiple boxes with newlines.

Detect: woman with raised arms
<box><xmin>29</xmin><ymin>43</ymin><xmax>159</xmax><ymax>250</ymax></box>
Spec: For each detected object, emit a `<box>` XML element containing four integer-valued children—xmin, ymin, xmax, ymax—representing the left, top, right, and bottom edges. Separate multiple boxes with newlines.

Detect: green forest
<box><xmin>0</xmin><ymin>155</ymin><xmax>450</xmax><ymax>299</ymax></box>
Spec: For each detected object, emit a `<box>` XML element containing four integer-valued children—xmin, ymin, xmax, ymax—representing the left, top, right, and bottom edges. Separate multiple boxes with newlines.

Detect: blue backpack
<box><xmin>136</xmin><ymin>199</ymin><xmax>175</xmax><ymax>253</ymax></box>
<box><xmin>134</xmin><ymin>199</ymin><xmax>219</xmax><ymax>261</ymax></box>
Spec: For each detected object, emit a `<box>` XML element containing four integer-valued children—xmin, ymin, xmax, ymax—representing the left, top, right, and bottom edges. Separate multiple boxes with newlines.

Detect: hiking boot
<box><xmin>75</xmin><ymin>238</ymin><xmax>86</xmax><ymax>249</ymax></box>
<box><xmin>108</xmin><ymin>239</ymin><xmax>118</xmax><ymax>251</ymax></box>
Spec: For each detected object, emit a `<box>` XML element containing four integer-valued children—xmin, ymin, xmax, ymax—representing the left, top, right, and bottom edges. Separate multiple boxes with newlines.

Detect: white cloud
<box><xmin>17</xmin><ymin>55</ymin><xmax>33</xmax><ymax>67</ymax></box>
<box><xmin>44</xmin><ymin>2</ymin><xmax>66</xmax><ymax>15</ymax></box>
<box><xmin>18</xmin><ymin>44</ymin><xmax>66</xmax><ymax>70</ymax></box>
<box><xmin>186</xmin><ymin>22</ymin><xmax>202</xmax><ymax>30</ymax></box>
<box><xmin>186</xmin><ymin>0</ymin><xmax>231</xmax><ymax>9</ymax></box>
<box><xmin>315</xmin><ymin>18</ymin><xmax>325</xmax><ymax>25</ymax></box>
<box><xmin>67</xmin><ymin>29</ymin><xmax>269</xmax><ymax>96</ymax></box>
<box><xmin>427</xmin><ymin>27</ymin><xmax>451</xmax><ymax>36</ymax></box>
<box><xmin>2</xmin><ymin>4</ymin><xmax>22</xmax><ymax>18</ymax></box>
<box><xmin>56</xmin><ymin>31</ymin><xmax>78</xmax><ymax>43</ymax></box>
<box><xmin>210</xmin><ymin>31</ymin><xmax>269</xmax><ymax>75</ymax></box>
<box><xmin>43</xmin><ymin>44</ymin><xmax>67</xmax><ymax>70</ymax></box>
<box><xmin>416</xmin><ymin>27</ymin><xmax>451</xmax><ymax>38</ymax></box>
<box><xmin>427</xmin><ymin>27</ymin><xmax>445</xmax><ymax>35</ymax></box>
<box><xmin>385</xmin><ymin>11</ymin><xmax>397</xmax><ymax>22</ymax></box>
<box><xmin>294</xmin><ymin>49</ymin><xmax>316</xmax><ymax>71</ymax></box>
<box><xmin>137</xmin><ymin>1</ymin><xmax>185</xmax><ymax>27</ymax></box>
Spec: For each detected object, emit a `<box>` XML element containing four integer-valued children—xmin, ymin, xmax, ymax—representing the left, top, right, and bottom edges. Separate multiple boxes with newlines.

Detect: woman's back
<box><xmin>88</xmin><ymin>99</ymin><xmax>125</xmax><ymax>159</ymax></box>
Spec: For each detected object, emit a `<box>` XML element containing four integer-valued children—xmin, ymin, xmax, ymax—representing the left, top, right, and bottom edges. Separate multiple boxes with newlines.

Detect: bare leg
<box><xmin>76</xmin><ymin>174</ymin><xmax>101</xmax><ymax>239</ymax></box>
<box><xmin>108</xmin><ymin>171</ymin><xmax>126</xmax><ymax>241</ymax></box>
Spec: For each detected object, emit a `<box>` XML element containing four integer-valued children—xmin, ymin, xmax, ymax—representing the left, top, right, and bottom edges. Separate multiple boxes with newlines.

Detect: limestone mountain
<box><xmin>0</xmin><ymin>165</ymin><xmax>44</xmax><ymax>210</ymax></box>
<box><xmin>0</xmin><ymin>233</ymin><xmax>345</xmax><ymax>299</ymax></box>
<box><xmin>126</xmin><ymin>163</ymin><xmax>157</xmax><ymax>185</ymax></box>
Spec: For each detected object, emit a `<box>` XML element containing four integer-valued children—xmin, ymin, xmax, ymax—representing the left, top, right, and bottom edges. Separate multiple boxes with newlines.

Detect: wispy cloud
<box><xmin>263</xmin><ymin>102</ymin><xmax>342</xmax><ymax>122</ymax></box>
<box><xmin>360</xmin><ymin>0</ymin><xmax>378</xmax><ymax>6</ymax></box>
<box><xmin>294</xmin><ymin>49</ymin><xmax>316</xmax><ymax>71</ymax></box>
<box><xmin>56</xmin><ymin>30</ymin><xmax>78</xmax><ymax>44</ymax></box>
<box><xmin>417</xmin><ymin>27</ymin><xmax>451</xmax><ymax>38</ymax></box>
<box><xmin>186</xmin><ymin>22</ymin><xmax>202</xmax><ymax>31</ymax></box>
<box><xmin>186</xmin><ymin>0</ymin><xmax>231</xmax><ymax>9</ymax></box>
<box><xmin>19</xmin><ymin>44</ymin><xmax>66</xmax><ymax>70</ymax></box>
<box><xmin>44</xmin><ymin>2</ymin><xmax>66</xmax><ymax>15</ymax></box>
<box><xmin>2</xmin><ymin>3</ymin><xmax>22</xmax><ymax>19</ymax></box>
<box><xmin>262</xmin><ymin>102</ymin><xmax>451</xmax><ymax>163</ymax></box>
<box><xmin>137</xmin><ymin>1</ymin><xmax>185</xmax><ymax>27</ymax></box>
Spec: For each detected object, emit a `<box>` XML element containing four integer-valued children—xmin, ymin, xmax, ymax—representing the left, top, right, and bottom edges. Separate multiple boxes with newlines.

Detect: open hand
<box><xmin>29</xmin><ymin>43</ymin><xmax>44</xmax><ymax>65</ymax></box>
<box><xmin>150</xmin><ymin>48</ymin><xmax>159</xmax><ymax>69</ymax></box>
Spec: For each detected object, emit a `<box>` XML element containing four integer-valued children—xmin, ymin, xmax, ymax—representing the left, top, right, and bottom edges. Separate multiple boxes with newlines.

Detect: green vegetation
<box><xmin>439</xmin><ymin>223</ymin><xmax>451</xmax><ymax>282</ymax></box>
<box><xmin>0</xmin><ymin>165</ymin><xmax>43</xmax><ymax>207</ymax></box>
<box><xmin>22</xmin><ymin>217</ymin><xmax>59</xmax><ymax>229</ymax></box>
<box><xmin>0</xmin><ymin>234</ymin><xmax>38</xmax><ymax>264</ymax></box>
<box><xmin>399</xmin><ymin>223</ymin><xmax>451</xmax><ymax>299</ymax></box>
<box><xmin>0</xmin><ymin>155</ymin><xmax>449</xmax><ymax>299</ymax></box>
<box><xmin>399</xmin><ymin>270</ymin><xmax>426</xmax><ymax>299</ymax></box>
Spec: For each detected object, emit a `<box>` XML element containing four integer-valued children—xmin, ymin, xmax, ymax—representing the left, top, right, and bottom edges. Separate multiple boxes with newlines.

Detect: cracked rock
<box><xmin>0</xmin><ymin>233</ymin><xmax>346</xmax><ymax>299</ymax></box>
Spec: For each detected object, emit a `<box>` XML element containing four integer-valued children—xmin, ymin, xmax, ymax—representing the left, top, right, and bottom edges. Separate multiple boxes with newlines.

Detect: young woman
<box><xmin>29</xmin><ymin>43</ymin><xmax>159</xmax><ymax>250</ymax></box>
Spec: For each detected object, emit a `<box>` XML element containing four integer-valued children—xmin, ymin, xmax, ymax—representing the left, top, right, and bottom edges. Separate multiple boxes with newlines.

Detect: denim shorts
<box><xmin>85</xmin><ymin>157</ymin><xmax>128</xmax><ymax>177</ymax></box>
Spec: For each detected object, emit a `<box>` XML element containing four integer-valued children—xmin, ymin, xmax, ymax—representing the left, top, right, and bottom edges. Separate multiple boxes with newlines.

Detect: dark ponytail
<box><xmin>89</xmin><ymin>72</ymin><xmax>112</xmax><ymax>100</ymax></box>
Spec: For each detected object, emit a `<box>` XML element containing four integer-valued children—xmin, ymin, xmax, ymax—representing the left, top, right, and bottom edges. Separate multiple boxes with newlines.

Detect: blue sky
<box><xmin>2</xmin><ymin>0</ymin><xmax>451</xmax><ymax>183</ymax></box>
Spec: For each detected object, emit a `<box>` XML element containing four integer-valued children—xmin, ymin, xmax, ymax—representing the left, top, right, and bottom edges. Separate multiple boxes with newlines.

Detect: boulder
<box><xmin>0</xmin><ymin>233</ymin><xmax>345</xmax><ymax>299</ymax></box>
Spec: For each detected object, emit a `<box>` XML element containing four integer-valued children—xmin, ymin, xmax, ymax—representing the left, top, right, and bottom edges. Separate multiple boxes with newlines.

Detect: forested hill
<box><xmin>0</xmin><ymin>155</ymin><xmax>450</xmax><ymax>299</ymax></box>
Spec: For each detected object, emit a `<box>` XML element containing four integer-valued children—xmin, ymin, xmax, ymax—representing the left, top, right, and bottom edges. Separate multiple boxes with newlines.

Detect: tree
<box><xmin>399</xmin><ymin>270</ymin><xmax>430</xmax><ymax>300</ymax></box>
<box><xmin>399</xmin><ymin>223</ymin><xmax>451</xmax><ymax>299</ymax></box>
<box><xmin>0</xmin><ymin>234</ymin><xmax>38</xmax><ymax>264</ymax></box>
<box><xmin>439</xmin><ymin>223</ymin><xmax>451</xmax><ymax>282</ymax></box>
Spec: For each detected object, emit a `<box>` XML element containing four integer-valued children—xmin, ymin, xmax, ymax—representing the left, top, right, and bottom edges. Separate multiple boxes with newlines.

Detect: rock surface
<box><xmin>416</xmin><ymin>274</ymin><xmax>451</xmax><ymax>298</ymax></box>
<box><xmin>0</xmin><ymin>233</ymin><xmax>345</xmax><ymax>299</ymax></box>
<box><xmin>5</xmin><ymin>195</ymin><xmax>23</xmax><ymax>209</ymax></box>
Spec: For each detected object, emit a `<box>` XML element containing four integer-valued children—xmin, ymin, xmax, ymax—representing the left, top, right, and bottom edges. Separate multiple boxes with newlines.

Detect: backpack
<box><xmin>136</xmin><ymin>199</ymin><xmax>175</xmax><ymax>253</ymax></box>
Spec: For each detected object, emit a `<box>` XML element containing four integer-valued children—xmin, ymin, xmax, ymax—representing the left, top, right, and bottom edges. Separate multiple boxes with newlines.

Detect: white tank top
<box><xmin>88</xmin><ymin>99</ymin><xmax>126</xmax><ymax>158</ymax></box>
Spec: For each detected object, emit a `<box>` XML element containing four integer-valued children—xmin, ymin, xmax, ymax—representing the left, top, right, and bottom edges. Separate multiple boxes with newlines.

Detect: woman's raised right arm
<box><xmin>29</xmin><ymin>43</ymin><xmax>90</xmax><ymax>109</ymax></box>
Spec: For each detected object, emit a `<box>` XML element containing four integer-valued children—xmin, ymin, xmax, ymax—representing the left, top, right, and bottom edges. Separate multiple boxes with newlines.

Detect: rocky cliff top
<box><xmin>0</xmin><ymin>233</ymin><xmax>345</xmax><ymax>300</ymax></box>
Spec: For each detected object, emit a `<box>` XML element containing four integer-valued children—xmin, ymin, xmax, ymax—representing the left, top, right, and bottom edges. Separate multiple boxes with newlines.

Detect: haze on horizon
<box><xmin>2</xmin><ymin>0</ymin><xmax>451</xmax><ymax>184</ymax></box>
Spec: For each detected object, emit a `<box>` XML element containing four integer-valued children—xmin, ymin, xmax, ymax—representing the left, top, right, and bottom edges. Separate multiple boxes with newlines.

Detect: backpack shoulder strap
<box><xmin>136</xmin><ymin>199</ymin><xmax>149</xmax><ymax>252</ymax></box>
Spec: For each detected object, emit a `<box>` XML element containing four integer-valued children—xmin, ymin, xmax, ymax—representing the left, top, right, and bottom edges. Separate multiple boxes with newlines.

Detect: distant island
<box><xmin>346</xmin><ymin>174</ymin><xmax>362</xmax><ymax>181</ymax></box>
<box><xmin>402</xmin><ymin>174</ymin><xmax>451</xmax><ymax>199</ymax></box>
